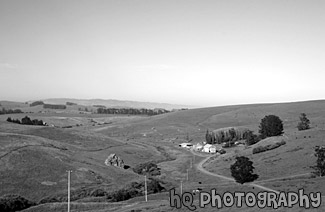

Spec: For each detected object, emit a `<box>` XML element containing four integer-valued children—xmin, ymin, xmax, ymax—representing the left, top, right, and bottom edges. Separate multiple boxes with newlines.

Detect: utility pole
<box><xmin>144</xmin><ymin>175</ymin><xmax>148</xmax><ymax>202</ymax></box>
<box><xmin>67</xmin><ymin>170</ymin><xmax>72</xmax><ymax>212</ymax></box>
<box><xmin>187</xmin><ymin>169</ymin><xmax>189</xmax><ymax>181</ymax></box>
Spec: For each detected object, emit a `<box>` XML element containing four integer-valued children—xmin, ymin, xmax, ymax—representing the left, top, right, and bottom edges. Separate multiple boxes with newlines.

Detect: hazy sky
<box><xmin>1</xmin><ymin>0</ymin><xmax>324</xmax><ymax>107</ymax></box>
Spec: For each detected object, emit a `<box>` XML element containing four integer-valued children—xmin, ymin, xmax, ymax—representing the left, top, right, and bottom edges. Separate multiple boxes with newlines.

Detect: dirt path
<box><xmin>192</xmin><ymin>149</ymin><xmax>280</xmax><ymax>194</ymax></box>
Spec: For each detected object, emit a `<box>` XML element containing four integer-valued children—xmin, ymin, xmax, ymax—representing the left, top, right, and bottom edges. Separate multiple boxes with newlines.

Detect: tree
<box><xmin>230</xmin><ymin>156</ymin><xmax>258</xmax><ymax>184</ymax></box>
<box><xmin>259</xmin><ymin>115</ymin><xmax>284</xmax><ymax>139</ymax></box>
<box><xmin>297</xmin><ymin>113</ymin><xmax>310</xmax><ymax>131</ymax></box>
<box><xmin>311</xmin><ymin>146</ymin><xmax>325</xmax><ymax>177</ymax></box>
<box><xmin>21</xmin><ymin>116</ymin><xmax>33</xmax><ymax>125</ymax></box>
<box><xmin>205</xmin><ymin>130</ymin><xmax>213</xmax><ymax>144</ymax></box>
<box><xmin>245</xmin><ymin>130</ymin><xmax>260</xmax><ymax>146</ymax></box>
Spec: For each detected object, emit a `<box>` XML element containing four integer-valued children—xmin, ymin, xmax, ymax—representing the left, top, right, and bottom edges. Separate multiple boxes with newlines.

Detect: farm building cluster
<box><xmin>179</xmin><ymin>142</ymin><xmax>227</xmax><ymax>154</ymax></box>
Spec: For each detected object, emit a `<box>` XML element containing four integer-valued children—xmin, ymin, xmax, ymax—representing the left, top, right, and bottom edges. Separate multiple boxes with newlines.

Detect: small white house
<box><xmin>179</xmin><ymin>143</ymin><xmax>193</xmax><ymax>149</ymax></box>
<box><xmin>209</xmin><ymin>146</ymin><xmax>217</xmax><ymax>153</ymax></box>
<box><xmin>203</xmin><ymin>144</ymin><xmax>212</xmax><ymax>153</ymax></box>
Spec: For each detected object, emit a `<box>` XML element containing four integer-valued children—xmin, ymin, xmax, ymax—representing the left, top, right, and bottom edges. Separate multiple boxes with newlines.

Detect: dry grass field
<box><xmin>1</xmin><ymin>100</ymin><xmax>325</xmax><ymax>211</ymax></box>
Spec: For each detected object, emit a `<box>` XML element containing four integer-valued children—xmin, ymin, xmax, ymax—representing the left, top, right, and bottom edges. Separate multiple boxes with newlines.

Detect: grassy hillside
<box><xmin>1</xmin><ymin>99</ymin><xmax>325</xmax><ymax>211</ymax></box>
<box><xmin>0</xmin><ymin>115</ymin><xmax>167</xmax><ymax>203</ymax></box>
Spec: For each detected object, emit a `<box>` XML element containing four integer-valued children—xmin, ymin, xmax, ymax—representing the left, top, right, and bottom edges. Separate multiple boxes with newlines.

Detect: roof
<box><xmin>180</xmin><ymin>142</ymin><xmax>193</xmax><ymax>146</ymax></box>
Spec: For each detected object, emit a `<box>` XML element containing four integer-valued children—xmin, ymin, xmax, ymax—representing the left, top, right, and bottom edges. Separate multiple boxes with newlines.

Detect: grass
<box><xmin>1</xmin><ymin>99</ymin><xmax>325</xmax><ymax>211</ymax></box>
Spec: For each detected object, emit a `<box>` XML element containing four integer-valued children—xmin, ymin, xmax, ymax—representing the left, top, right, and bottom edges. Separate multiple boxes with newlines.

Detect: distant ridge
<box><xmin>38</xmin><ymin>98</ymin><xmax>193</xmax><ymax>110</ymax></box>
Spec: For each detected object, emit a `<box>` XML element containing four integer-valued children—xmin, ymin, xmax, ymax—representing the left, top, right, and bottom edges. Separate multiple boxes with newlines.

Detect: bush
<box><xmin>259</xmin><ymin>115</ymin><xmax>284</xmax><ymax>139</ymax></box>
<box><xmin>39</xmin><ymin>187</ymin><xmax>110</xmax><ymax>204</ymax></box>
<box><xmin>132</xmin><ymin>162</ymin><xmax>161</xmax><ymax>176</ymax></box>
<box><xmin>311</xmin><ymin>146</ymin><xmax>325</xmax><ymax>177</ymax></box>
<box><xmin>297</xmin><ymin>113</ymin><xmax>310</xmax><ymax>131</ymax></box>
<box><xmin>111</xmin><ymin>188</ymin><xmax>139</xmax><ymax>202</ymax></box>
<box><xmin>252</xmin><ymin>140</ymin><xmax>286</xmax><ymax>154</ymax></box>
<box><xmin>0</xmin><ymin>194</ymin><xmax>36</xmax><ymax>212</ymax></box>
<box><xmin>110</xmin><ymin>178</ymin><xmax>165</xmax><ymax>202</ymax></box>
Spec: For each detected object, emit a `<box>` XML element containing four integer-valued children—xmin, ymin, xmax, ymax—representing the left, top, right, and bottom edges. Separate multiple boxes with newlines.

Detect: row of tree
<box><xmin>30</xmin><ymin>101</ymin><xmax>44</xmax><ymax>107</ymax></box>
<box><xmin>0</xmin><ymin>108</ymin><xmax>23</xmax><ymax>115</ymax></box>
<box><xmin>97</xmin><ymin>107</ymin><xmax>170</xmax><ymax>116</ymax></box>
<box><xmin>7</xmin><ymin>116</ymin><xmax>46</xmax><ymax>126</ymax></box>
<box><xmin>205</xmin><ymin>128</ymin><xmax>258</xmax><ymax>145</ymax></box>
<box><xmin>207</xmin><ymin>113</ymin><xmax>310</xmax><ymax>147</ymax></box>
<box><xmin>43</xmin><ymin>104</ymin><xmax>66</xmax><ymax>109</ymax></box>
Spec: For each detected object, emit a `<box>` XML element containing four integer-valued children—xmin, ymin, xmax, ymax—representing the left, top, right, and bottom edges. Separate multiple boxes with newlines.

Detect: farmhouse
<box><xmin>209</xmin><ymin>146</ymin><xmax>217</xmax><ymax>153</ymax></box>
<box><xmin>202</xmin><ymin>144</ymin><xmax>218</xmax><ymax>153</ymax></box>
<box><xmin>202</xmin><ymin>144</ymin><xmax>211</xmax><ymax>153</ymax></box>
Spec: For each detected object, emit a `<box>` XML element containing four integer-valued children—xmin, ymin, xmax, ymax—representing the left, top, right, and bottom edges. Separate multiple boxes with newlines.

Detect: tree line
<box><xmin>7</xmin><ymin>116</ymin><xmax>46</xmax><ymax>126</ymax></box>
<box><xmin>97</xmin><ymin>107</ymin><xmax>170</xmax><ymax>116</ymax></box>
<box><xmin>0</xmin><ymin>108</ymin><xmax>23</xmax><ymax>115</ymax></box>
<box><xmin>43</xmin><ymin>104</ymin><xmax>66</xmax><ymax>109</ymax></box>
<box><xmin>206</xmin><ymin>114</ymin><xmax>285</xmax><ymax>147</ymax></box>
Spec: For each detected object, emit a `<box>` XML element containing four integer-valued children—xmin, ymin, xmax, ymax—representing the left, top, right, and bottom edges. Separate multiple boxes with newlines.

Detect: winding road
<box><xmin>193</xmin><ymin>149</ymin><xmax>280</xmax><ymax>194</ymax></box>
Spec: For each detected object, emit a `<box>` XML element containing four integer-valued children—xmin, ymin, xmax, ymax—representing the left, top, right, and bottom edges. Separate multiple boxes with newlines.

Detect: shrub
<box><xmin>111</xmin><ymin>188</ymin><xmax>139</xmax><ymax>202</ymax></box>
<box><xmin>310</xmin><ymin>146</ymin><xmax>325</xmax><ymax>177</ymax></box>
<box><xmin>297</xmin><ymin>113</ymin><xmax>310</xmax><ymax>131</ymax></box>
<box><xmin>259</xmin><ymin>115</ymin><xmax>284</xmax><ymax>139</ymax></box>
<box><xmin>252</xmin><ymin>140</ymin><xmax>286</xmax><ymax>154</ymax></box>
<box><xmin>0</xmin><ymin>194</ymin><xmax>36</xmax><ymax>212</ymax></box>
<box><xmin>133</xmin><ymin>162</ymin><xmax>161</xmax><ymax>176</ymax></box>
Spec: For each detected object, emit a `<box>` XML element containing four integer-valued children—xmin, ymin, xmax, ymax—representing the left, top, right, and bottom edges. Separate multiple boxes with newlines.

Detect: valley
<box><xmin>1</xmin><ymin>99</ymin><xmax>325</xmax><ymax>211</ymax></box>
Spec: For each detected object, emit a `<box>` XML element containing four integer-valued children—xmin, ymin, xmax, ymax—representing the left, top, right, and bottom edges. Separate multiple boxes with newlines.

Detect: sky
<box><xmin>0</xmin><ymin>0</ymin><xmax>324</xmax><ymax>107</ymax></box>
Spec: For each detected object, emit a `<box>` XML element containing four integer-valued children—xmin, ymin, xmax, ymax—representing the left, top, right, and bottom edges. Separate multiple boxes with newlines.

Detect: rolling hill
<box><xmin>0</xmin><ymin>99</ymin><xmax>325</xmax><ymax>211</ymax></box>
<box><xmin>37</xmin><ymin>98</ymin><xmax>193</xmax><ymax>110</ymax></box>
